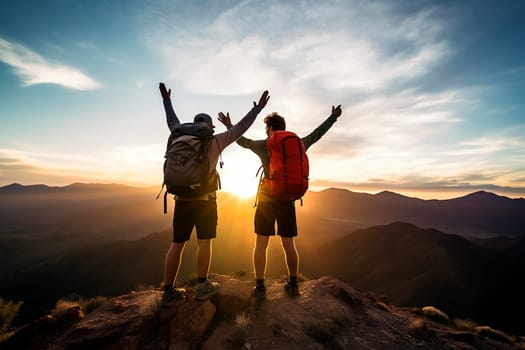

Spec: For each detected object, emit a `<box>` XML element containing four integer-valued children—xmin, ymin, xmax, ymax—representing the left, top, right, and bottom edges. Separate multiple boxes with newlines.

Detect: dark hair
<box><xmin>193</xmin><ymin>113</ymin><xmax>214</xmax><ymax>127</ymax></box>
<box><xmin>264</xmin><ymin>112</ymin><xmax>286</xmax><ymax>131</ymax></box>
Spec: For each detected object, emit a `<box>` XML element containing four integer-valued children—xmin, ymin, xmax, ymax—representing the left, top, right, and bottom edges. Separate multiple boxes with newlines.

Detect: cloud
<box><xmin>140</xmin><ymin>0</ymin><xmax>466</xmax><ymax>168</ymax></box>
<box><xmin>0</xmin><ymin>143</ymin><xmax>162</xmax><ymax>187</ymax></box>
<box><xmin>432</xmin><ymin>129</ymin><xmax>525</xmax><ymax>184</ymax></box>
<box><xmin>0</xmin><ymin>37</ymin><xmax>102</xmax><ymax>90</ymax></box>
<box><xmin>142</xmin><ymin>2</ymin><xmax>525</xmax><ymax>190</ymax></box>
<box><xmin>310</xmin><ymin>177</ymin><xmax>525</xmax><ymax>199</ymax></box>
<box><xmin>0</xmin><ymin>153</ymin><xmax>97</xmax><ymax>186</ymax></box>
<box><xmin>446</xmin><ymin>136</ymin><xmax>524</xmax><ymax>156</ymax></box>
<box><xmin>145</xmin><ymin>1</ymin><xmax>450</xmax><ymax>97</ymax></box>
<box><xmin>142</xmin><ymin>1</ymin><xmax>463</xmax><ymax>141</ymax></box>
<box><xmin>308</xmin><ymin>123</ymin><xmax>525</xmax><ymax>197</ymax></box>
<box><xmin>306</xmin><ymin>88</ymin><xmax>468</xmax><ymax>162</ymax></box>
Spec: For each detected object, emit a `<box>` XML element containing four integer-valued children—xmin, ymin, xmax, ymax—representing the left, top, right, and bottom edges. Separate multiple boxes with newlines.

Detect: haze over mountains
<box><xmin>1</xmin><ymin>183</ymin><xmax>524</xmax><ymax>334</ymax></box>
<box><xmin>0</xmin><ymin>183</ymin><xmax>169</xmax><ymax>237</ymax></box>
<box><xmin>302</xmin><ymin>188</ymin><xmax>525</xmax><ymax>238</ymax></box>
<box><xmin>2</xmin><ymin>183</ymin><xmax>523</xmax><ymax>239</ymax></box>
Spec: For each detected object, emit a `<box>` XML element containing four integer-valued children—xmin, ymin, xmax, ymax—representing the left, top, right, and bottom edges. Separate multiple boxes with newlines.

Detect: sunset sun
<box><xmin>218</xmin><ymin>151</ymin><xmax>261</xmax><ymax>199</ymax></box>
<box><xmin>228</xmin><ymin>177</ymin><xmax>259</xmax><ymax>198</ymax></box>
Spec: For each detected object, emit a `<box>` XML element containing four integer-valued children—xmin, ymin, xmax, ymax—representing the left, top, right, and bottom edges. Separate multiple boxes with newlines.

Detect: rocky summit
<box><xmin>1</xmin><ymin>275</ymin><xmax>523</xmax><ymax>350</ymax></box>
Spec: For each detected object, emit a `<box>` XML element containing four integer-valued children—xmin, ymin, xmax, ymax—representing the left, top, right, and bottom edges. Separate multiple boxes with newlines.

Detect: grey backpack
<box><xmin>158</xmin><ymin>122</ymin><xmax>220</xmax><ymax>213</ymax></box>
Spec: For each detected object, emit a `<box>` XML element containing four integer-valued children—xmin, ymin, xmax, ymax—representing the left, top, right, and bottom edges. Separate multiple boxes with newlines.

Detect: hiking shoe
<box><xmin>252</xmin><ymin>285</ymin><xmax>266</xmax><ymax>301</ymax></box>
<box><xmin>161</xmin><ymin>287</ymin><xmax>185</xmax><ymax>306</ymax></box>
<box><xmin>284</xmin><ymin>281</ymin><xmax>299</xmax><ymax>297</ymax></box>
<box><xmin>195</xmin><ymin>281</ymin><xmax>220</xmax><ymax>301</ymax></box>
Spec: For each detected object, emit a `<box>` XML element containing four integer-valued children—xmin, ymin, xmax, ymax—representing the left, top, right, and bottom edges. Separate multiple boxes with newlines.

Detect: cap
<box><xmin>194</xmin><ymin>113</ymin><xmax>215</xmax><ymax>128</ymax></box>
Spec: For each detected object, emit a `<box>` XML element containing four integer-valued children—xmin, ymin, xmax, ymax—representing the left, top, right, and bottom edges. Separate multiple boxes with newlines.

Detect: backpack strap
<box><xmin>155</xmin><ymin>183</ymin><xmax>164</xmax><ymax>200</ymax></box>
<box><xmin>215</xmin><ymin>138</ymin><xmax>224</xmax><ymax>169</ymax></box>
<box><xmin>213</xmin><ymin>137</ymin><xmax>223</xmax><ymax>190</ymax></box>
<box><xmin>155</xmin><ymin>184</ymin><xmax>171</xmax><ymax>215</ymax></box>
<box><xmin>253</xmin><ymin>165</ymin><xmax>264</xmax><ymax>208</ymax></box>
<box><xmin>297</xmin><ymin>137</ymin><xmax>304</xmax><ymax>206</ymax></box>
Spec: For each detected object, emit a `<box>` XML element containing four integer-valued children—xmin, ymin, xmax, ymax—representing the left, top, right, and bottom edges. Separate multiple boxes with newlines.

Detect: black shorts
<box><xmin>254</xmin><ymin>200</ymin><xmax>297</xmax><ymax>237</ymax></box>
<box><xmin>172</xmin><ymin>200</ymin><xmax>217</xmax><ymax>242</ymax></box>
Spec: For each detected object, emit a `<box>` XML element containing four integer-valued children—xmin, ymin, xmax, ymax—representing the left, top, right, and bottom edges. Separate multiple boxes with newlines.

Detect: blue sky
<box><xmin>1</xmin><ymin>0</ymin><xmax>524</xmax><ymax>199</ymax></box>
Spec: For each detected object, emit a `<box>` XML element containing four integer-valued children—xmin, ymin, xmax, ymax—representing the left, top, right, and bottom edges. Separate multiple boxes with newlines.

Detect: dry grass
<box><xmin>56</xmin><ymin>296</ymin><xmax>108</xmax><ymax>315</ymax></box>
<box><xmin>229</xmin><ymin>312</ymin><xmax>251</xmax><ymax>348</ymax></box>
<box><xmin>138</xmin><ymin>293</ymin><xmax>161</xmax><ymax>316</ymax></box>
<box><xmin>0</xmin><ymin>330</ymin><xmax>15</xmax><ymax>342</ymax></box>
<box><xmin>0</xmin><ymin>297</ymin><xmax>23</xmax><ymax>337</ymax></box>
<box><xmin>55</xmin><ymin>299</ymin><xmax>81</xmax><ymax>312</ymax></box>
<box><xmin>82</xmin><ymin>296</ymin><xmax>108</xmax><ymax>314</ymax></box>
<box><xmin>235</xmin><ymin>312</ymin><xmax>250</xmax><ymax>329</ymax></box>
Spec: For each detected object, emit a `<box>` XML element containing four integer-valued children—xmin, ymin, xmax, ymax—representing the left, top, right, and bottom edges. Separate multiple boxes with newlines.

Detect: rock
<box><xmin>55</xmin><ymin>291</ymin><xmax>161</xmax><ymax>349</ymax></box>
<box><xmin>1</xmin><ymin>306</ymin><xmax>84</xmax><ymax>350</ymax></box>
<box><xmin>1</xmin><ymin>275</ymin><xmax>522</xmax><ymax>350</ymax></box>
<box><xmin>214</xmin><ymin>275</ymin><xmax>252</xmax><ymax>320</ymax></box>
<box><xmin>421</xmin><ymin>306</ymin><xmax>450</xmax><ymax>323</ymax></box>
<box><xmin>167</xmin><ymin>299</ymin><xmax>216</xmax><ymax>349</ymax></box>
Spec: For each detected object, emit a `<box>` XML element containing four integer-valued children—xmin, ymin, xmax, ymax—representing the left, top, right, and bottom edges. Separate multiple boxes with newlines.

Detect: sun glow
<box><xmin>218</xmin><ymin>150</ymin><xmax>261</xmax><ymax>199</ymax></box>
<box><xmin>224</xmin><ymin>177</ymin><xmax>259</xmax><ymax>199</ymax></box>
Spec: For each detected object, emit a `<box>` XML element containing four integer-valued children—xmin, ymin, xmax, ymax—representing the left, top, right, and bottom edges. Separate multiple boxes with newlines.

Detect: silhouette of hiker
<box><xmin>159</xmin><ymin>83</ymin><xmax>270</xmax><ymax>305</ymax></box>
<box><xmin>218</xmin><ymin>104</ymin><xmax>342</xmax><ymax>299</ymax></box>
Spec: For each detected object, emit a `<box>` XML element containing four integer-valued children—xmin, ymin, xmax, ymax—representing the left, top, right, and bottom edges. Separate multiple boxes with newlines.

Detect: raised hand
<box><xmin>159</xmin><ymin>82</ymin><xmax>171</xmax><ymax>99</ymax></box>
<box><xmin>217</xmin><ymin>112</ymin><xmax>233</xmax><ymax>129</ymax></box>
<box><xmin>253</xmin><ymin>90</ymin><xmax>270</xmax><ymax>109</ymax></box>
<box><xmin>331</xmin><ymin>104</ymin><xmax>342</xmax><ymax>118</ymax></box>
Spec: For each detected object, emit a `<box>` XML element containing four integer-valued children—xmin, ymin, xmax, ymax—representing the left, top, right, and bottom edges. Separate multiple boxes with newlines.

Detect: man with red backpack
<box><xmin>218</xmin><ymin>105</ymin><xmax>342</xmax><ymax>300</ymax></box>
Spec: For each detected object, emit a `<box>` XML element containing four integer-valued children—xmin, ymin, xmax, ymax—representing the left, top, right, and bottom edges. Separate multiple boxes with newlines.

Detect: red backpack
<box><xmin>266</xmin><ymin>130</ymin><xmax>309</xmax><ymax>201</ymax></box>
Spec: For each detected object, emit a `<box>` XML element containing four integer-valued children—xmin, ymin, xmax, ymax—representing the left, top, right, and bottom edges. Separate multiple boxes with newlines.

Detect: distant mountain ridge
<box><xmin>302</xmin><ymin>222</ymin><xmax>525</xmax><ymax>333</ymax></box>
<box><xmin>301</xmin><ymin>188</ymin><xmax>525</xmax><ymax>237</ymax></box>
<box><xmin>2</xmin><ymin>182</ymin><xmax>523</xmax><ymax>237</ymax></box>
<box><xmin>0</xmin><ymin>182</ymin><xmax>162</xmax><ymax>233</ymax></box>
<box><xmin>0</xmin><ymin>182</ymin><xmax>155</xmax><ymax>194</ymax></box>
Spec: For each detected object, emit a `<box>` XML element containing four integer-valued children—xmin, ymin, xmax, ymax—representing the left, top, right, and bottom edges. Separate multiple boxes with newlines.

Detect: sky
<box><xmin>1</xmin><ymin>0</ymin><xmax>524</xmax><ymax>199</ymax></box>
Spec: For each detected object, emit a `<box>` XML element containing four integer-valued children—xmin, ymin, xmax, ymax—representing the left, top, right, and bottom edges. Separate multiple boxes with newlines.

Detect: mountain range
<box><xmin>303</xmin><ymin>222</ymin><xmax>525</xmax><ymax>333</ymax></box>
<box><xmin>301</xmin><ymin>188</ymin><xmax>525</xmax><ymax>237</ymax></box>
<box><xmin>2</xmin><ymin>183</ymin><xmax>523</xmax><ymax>239</ymax></box>
<box><xmin>1</xmin><ymin>183</ymin><xmax>524</xmax><ymax>334</ymax></box>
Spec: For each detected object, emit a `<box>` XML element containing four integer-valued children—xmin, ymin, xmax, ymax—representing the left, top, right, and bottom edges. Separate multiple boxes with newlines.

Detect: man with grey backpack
<box><xmin>159</xmin><ymin>83</ymin><xmax>270</xmax><ymax>305</ymax></box>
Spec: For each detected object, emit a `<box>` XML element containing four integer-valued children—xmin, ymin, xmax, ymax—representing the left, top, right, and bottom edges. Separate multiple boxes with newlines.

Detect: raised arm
<box><xmin>159</xmin><ymin>82</ymin><xmax>180</xmax><ymax>132</ymax></box>
<box><xmin>214</xmin><ymin>91</ymin><xmax>270</xmax><ymax>152</ymax></box>
<box><xmin>302</xmin><ymin>104</ymin><xmax>342</xmax><ymax>150</ymax></box>
<box><xmin>218</xmin><ymin>112</ymin><xmax>266</xmax><ymax>150</ymax></box>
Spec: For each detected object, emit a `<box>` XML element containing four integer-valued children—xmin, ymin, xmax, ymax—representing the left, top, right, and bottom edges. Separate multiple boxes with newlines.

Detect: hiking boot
<box><xmin>252</xmin><ymin>285</ymin><xmax>266</xmax><ymax>301</ymax></box>
<box><xmin>161</xmin><ymin>287</ymin><xmax>185</xmax><ymax>306</ymax></box>
<box><xmin>284</xmin><ymin>281</ymin><xmax>299</xmax><ymax>297</ymax></box>
<box><xmin>195</xmin><ymin>281</ymin><xmax>220</xmax><ymax>301</ymax></box>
